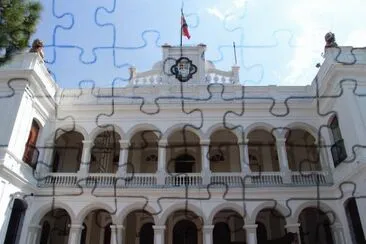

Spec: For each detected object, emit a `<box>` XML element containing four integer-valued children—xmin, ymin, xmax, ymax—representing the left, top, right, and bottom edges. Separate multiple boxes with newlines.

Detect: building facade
<box><xmin>0</xmin><ymin>44</ymin><xmax>366</xmax><ymax>244</ymax></box>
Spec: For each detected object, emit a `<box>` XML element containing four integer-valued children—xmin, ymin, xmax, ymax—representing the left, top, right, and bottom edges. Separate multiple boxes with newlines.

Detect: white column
<box><xmin>201</xmin><ymin>139</ymin><xmax>211</xmax><ymax>185</ymax></box>
<box><xmin>117</xmin><ymin>140</ymin><xmax>129</xmax><ymax>177</ymax></box>
<box><xmin>26</xmin><ymin>225</ymin><xmax>41</xmax><ymax>244</ymax></box>
<box><xmin>275</xmin><ymin>138</ymin><xmax>291</xmax><ymax>183</ymax></box>
<box><xmin>110</xmin><ymin>225</ymin><xmax>118</xmax><ymax>244</ymax></box>
<box><xmin>331</xmin><ymin>223</ymin><xmax>345</xmax><ymax>244</ymax></box>
<box><xmin>203</xmin><ymin>225</ymin><xmax>214</xmax><ymax>244</ymax></box>
<box><xmin>116</xmin><ymin>225</ymin><xmax>124</xmax><ymax>244</ymax></box>
<box><xmin>244</xmin><ymin>224</ymin><xmax>257</xmax><ymax>244</ymax></box>
<box><xmin>110</xmin><ymin>224</ymin><xmax>124</xmax><ymax>244</ymax></box>
<box><xmin>79</xmin><ymin>140</ymin><xmax>94</xmax><ymax>175</ymax></box>
<box><xmin>284</xmin><ymin>223</ymin><xmax>301</xmax><ymax>244</ymax></box>
<box><xmin>68</xmin><ymin>224</ymin><xmax>83</xmax><ymax>244</ymax></box>
<box><xmin>153</xmin><ymin>225</ymin><xmax>165</xmax><ymax>244</ymax></box>
<box><xmin>157</xmin><ymin>140</ymin><xmax>167</xmax><ymax>185</ymax></box>
<box><xmin>240</xmin><ymin>139</ymin><xmax>251</xmax><ymax>173</ymax></box>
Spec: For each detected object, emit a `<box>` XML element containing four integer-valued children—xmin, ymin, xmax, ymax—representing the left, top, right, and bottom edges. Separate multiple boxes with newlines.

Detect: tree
<box><xmin>0</xmin><ymin>0</ymin><xmax>42</xmax><ymax>66</ymax></box>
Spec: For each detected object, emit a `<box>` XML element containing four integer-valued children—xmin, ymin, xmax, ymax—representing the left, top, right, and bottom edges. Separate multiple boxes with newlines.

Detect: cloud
<box><xmin>206</xmin><ymin>0</ymin><xmax>246</xmax><ymax>21</ymax></box>
<box><xmin>207</xmin><ymin>7</ymin><xmax>225</xmax><ymax>21</ymax></box>
<box><xmin>344</xmin><ymin>30</ymin><xmax>366</xmax><ymax>47</ymax></box>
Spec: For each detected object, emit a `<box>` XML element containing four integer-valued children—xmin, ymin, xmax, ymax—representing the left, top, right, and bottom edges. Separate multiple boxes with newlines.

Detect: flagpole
<box><xmin>180</xmin><ymin>7</ymin><xmax>183</xmax><ymax>55</ymax></box>
<box><xmin>180</xmin><ymin>8</ymin><xmax>183</xmax><ymax>47</ymax></box>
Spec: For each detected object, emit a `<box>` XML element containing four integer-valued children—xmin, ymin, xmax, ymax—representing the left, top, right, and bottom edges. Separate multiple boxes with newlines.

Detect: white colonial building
<box><xmin>0</xmin><ymin>43</ymin><xmax>366</xmax><ymax>244</ymax></box>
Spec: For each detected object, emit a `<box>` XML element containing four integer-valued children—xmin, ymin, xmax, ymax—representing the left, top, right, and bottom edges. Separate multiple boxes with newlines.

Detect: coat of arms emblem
<box><xmin>171</xmin><ymin>57</ymin><xmax>197</xmax><ymax>82</ymax></box>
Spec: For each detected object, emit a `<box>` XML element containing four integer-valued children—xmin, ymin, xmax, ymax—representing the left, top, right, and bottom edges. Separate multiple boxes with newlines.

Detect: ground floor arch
<box><xmin>38</xmin><ymin>208</ymin><xmax>71</xmax><ymax>244</ymax></box>
<box><xmin>165</xmin><ymin>210</ymin><xmax>203</xmax><ymax>244</ymax></box>
<box><xmin>81</xmin><ymin>209</ymin><xmax>112</xmax><ymax>244</ymax></box>
<box><xmin>298</xmin><ymin>207</ymin><xmax>334</xmax><ymax>244</ymax></box>
<box><xmin>255</xmin><ymin>208</ymin><xmax>286</xmax><ymax>243</ymax></box>
<box><xmin>124</xmin><ymin>210</ymin><xmax>155</xmax><ymax>244</ymax></box>
<box><xmin>212</xmin><ymin>209</ymin><xmax>246</xmax><ymax>244</ymax></box>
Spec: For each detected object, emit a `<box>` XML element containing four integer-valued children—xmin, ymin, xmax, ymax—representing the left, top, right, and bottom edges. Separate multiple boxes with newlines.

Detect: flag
<box><xmin>181</xmin><ymin>12</ymin><xmax>190</xmax><ymax>39</ymax></box>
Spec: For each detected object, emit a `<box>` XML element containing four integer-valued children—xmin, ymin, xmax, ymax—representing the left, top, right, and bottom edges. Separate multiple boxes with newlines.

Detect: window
<box><xmin>22</xmin><ymin>119</ymin><xmax>40</xmax><ymax>169</ymax></box>
<box><xmin>209</xmin><ymin>149</ymin><xmax>224</xmax><ymax>162</ymax></box>
<box><xmin>329</xmin><ymin>115</ymin><xmax>347</xmax><ymax>167</ymax></box>
<box><xmin>145</xmin><ymin>154</ymin><xmax>158</xmax><ymax>162</ymax></box>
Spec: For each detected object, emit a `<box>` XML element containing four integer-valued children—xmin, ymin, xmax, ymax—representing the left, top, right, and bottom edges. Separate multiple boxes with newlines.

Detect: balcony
<box><xmin>35</xmin><ymin>125</ymin><xmax>334</xmax><ymax>189</ymax></box>
<box><xmin>37</xmin><ymin>170</ymin><xmax>331</xmax><ymax>188</ymax></box>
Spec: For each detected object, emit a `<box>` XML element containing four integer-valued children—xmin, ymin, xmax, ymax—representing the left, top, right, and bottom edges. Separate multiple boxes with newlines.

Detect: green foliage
<box><xmin>0</xmin><ymin>0</ymin><xmax>42</xmax><ymax>66</ymax></box>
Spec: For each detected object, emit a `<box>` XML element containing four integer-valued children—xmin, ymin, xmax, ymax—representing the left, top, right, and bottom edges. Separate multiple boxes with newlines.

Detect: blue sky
<box><xmin>31</xmin><ymin>0</ymin><xmax>366</xmax><ymax>88</ymax></box>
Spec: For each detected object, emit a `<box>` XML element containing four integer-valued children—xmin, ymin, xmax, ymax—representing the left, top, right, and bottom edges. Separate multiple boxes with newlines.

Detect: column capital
<box><xmin>28</xmin><ymin>224</ymin><xmax>42</xmax><ymax>230</ymax></box>
<box><xmin>119</xmin><ymin>140</ymin><xmax>130</xmax><ymax>148</ymax></box>
<box><xmin>276</xmin><ymin>138</ymin><xmax>287</xmax><ymax>143</ymax></box>
<box><xmin>200</xmin><ymin>139</ymin><xmax>210</xmax><ymax>146</ymax></box>
<box><xmin>331</xmin><ymin>222</ymin><xmax>343</xmax><ymax>230</ymax></box>
<box><xmin>239</xmin><ymin>138</ymin><xmax>249</xmax><ymax>144</ymax></box>
<box><xmin>203</xmin><ymin>225</ymin><xmax>215</xmax><ymax>231</ymax></box>
<box><xmin>110</xmin><ymin>224</ymin><xmax>125</xmax><ymax>230</ymax></box>
<box><xmin>243</xmin><ymin>224</ymin><xmax>257</xmax><ymax>231</ymax></box>
<box><xmin>45</xmin><ymin>140</ymin><xmax>55</xmax><ymax>147</ymax></box>
<box><xmin>68</xmin><ymin>224</ymin><xmax>84</xmax><ymax>230</ymax></box>
<box><xmin>153</xmin><ymin>225</ymin><xmax>166</xmax><ymax>231</ymax></box>
<box><xmin>158</xmin><ymin>140</ymin><xmax>168</xmax><ymax>147</ymax></box>
<box><xmin>284</xmin><ymin>223</ymin><xmax>300</xmax><ymax>228</ymax></box>
<box><xmin>82</xmin><ymin>140</ymin><xmax>94</xmax><ymax>147</ymax></box>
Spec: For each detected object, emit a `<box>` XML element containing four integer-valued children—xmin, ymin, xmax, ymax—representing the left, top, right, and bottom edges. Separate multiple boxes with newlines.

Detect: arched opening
<box><xmin>124</xmin><ymin>210</ymin><xmax>155</xmax><ymax>244</ymax></box>
<box><xmin>90</xmin><ymin>131</ymin><xmax>121</xmax><ymax>173</ymax></box>
<box><xmin>23</xmin><ymin>119</ymin><xmax>41</xmax><ymax>169</ymax></box>
<box><xmin>212</xmin><ymin>209</ymin><xmax>246</xmax><ymax>244</ymax></box>
<box><xmin>209</xmin><ymin>129</ymin><xmax>240</xmax><ymax>172</ymax></box>
<box><xmin>139</xmin><ymin>223</ymin><xmax>154</xmax><ymax>244</ymax></box>
<box><xmin>213</xmin><ymin>222</ymin><xmax>230</xmax><ymax>244</ymax></box>
<box><xmin>39</xmin><ymin>221</ymin><xmax>50</xmax><ymax>244</ymax></box>
<box><xmin>173</xmin><ymin>220</ymin><xmax>198</xmax><ymax>244</ymax></box>
<box><xmin>175</xmin><ymin>154</ymin><xmax>195</xmax><ymax>173</ymax></box>
<box><xmin>286</xmin><ymin>129</ymin><xmax>320</xmax><ymax>171</ymax></box>
<box><xmin>52</xmin><ymin>131</ymin><xmax>84</xmax><ymax>172</ymax></box>
<box><xmin>38</xmin><ymin>208</ymin><xmax>71</xmax><ymax>244</ymax></box>
<box><xmin>128</xmin><ymin>130</ymin><xmax>159</xmax><ymax>173</ymax></box>
<box><xmin>345</xmin><ymin>197</ymin><xmax>366</xmax><ymax>244</ymax></box>
<box><xmin>247</xmin><ymin>129</ymin><xmax>279</xmax><ymax>172</ymax></box>
<box><xmin>167</xmin><ymin>129</ymin><xmax>201</xmax><ymax>174</ymax></box>
<box><xmin>255</xmin><ymin>208</ymin><xmax>286</xmax><ymax>243</ymax></box>
<box><xmin>298</xmin><ymin>207</ymin><xmax>334</xmax><ymax>244</ymax></box>
<box><xmin>82</xmin><ymin>209</ymin><xmax>112</xmax><ymax>244</ymax></box>
<box><xmin>256</xmin><ymin>222</ymin><xmax>267</xmax><ymax>244</ymax></box>
<box><xmin>165</xmin><ymin>210</ymin><xmax>203</xmax><ymax>244</ymax></box>
<box><xmin>4</xmin><ymin>199</ymin><xmax>28</xmax><ymax>244</ymax></box>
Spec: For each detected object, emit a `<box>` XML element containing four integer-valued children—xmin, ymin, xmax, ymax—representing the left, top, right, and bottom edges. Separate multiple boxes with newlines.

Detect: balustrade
<box><xmin>165</xmin><ymin>173</ymin><xmax>202</xmax><ymax>187</ymax></box>
<box><xmin>37</xmin><ymin>171</ymin><xmax>331</xmax><ymax>188</ymax></box>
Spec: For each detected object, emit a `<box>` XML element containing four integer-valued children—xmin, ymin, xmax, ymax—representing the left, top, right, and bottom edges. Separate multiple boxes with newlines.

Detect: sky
<box><xmin>31</xmin><ymin>0</ymin><xmax>366</xmax><ymax>88</ymax></box>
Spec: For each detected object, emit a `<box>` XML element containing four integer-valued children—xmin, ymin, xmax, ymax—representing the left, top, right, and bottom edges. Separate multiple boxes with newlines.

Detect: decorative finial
<box><xmin>29</xmin><ymin>39</ymin><xmax>44</xmax><ymax>60</ymax></box>
<box><xmin>324</xmin><ymin>32</ymin><xmax>338</xmax><ymax>49</ymax></box>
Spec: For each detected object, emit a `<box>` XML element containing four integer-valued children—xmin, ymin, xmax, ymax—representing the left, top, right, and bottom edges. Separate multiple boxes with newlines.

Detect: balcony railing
<box><xmin>37</xmin><ymin>171</ymin><xmax>332</xmax><ymax>188</ymax></box>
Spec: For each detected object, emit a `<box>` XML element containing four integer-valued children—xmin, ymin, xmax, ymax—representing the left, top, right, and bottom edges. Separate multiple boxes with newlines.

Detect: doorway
<box><xmin>173</xmin><ymin>220</ymin><xmax>197</xmax><ymax>244</ymax></box>
<box><xmin>4</xmin><ymin>199</ymin><xmax>28</xmax><ymax>244</ymax></box>
<box><xmin>175</xmin><ymin>154</ymin><xmax>195</xmax><ymax>173</ymax></box>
